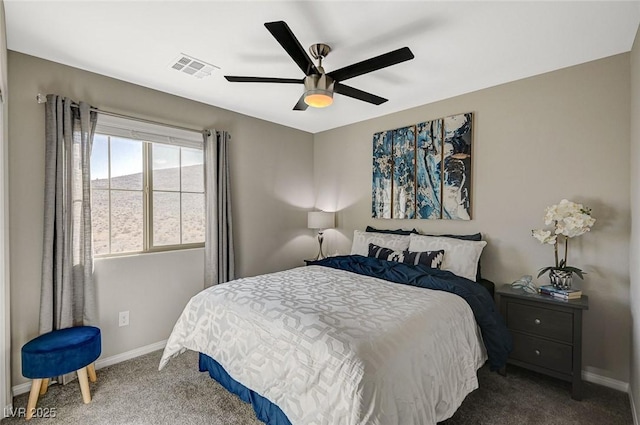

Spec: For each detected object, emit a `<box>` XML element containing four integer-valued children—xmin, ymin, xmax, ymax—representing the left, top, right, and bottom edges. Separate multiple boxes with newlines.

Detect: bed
<box><xmin>159</xmin><ymin>231</ymin><xmax>512</xmax><ymax>425</ymax></box>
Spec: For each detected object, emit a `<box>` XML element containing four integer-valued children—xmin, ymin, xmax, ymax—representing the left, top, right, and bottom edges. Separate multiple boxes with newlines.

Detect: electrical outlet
<box><xmin>118</xmin><ymin>311</ymin><xmax>129</xmax><ymax>327</ymax></box>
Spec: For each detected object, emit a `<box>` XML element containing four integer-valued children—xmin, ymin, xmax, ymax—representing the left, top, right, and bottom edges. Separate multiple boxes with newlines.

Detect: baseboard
<box><xmin>11</xmin><ymin>382</ymin><xmax>30</xmax><ymax>397</ymax></box>
<box><xmin>94</xmin><ymin>339</ymin><xmax>167</xmax><ymax>370</ymax></box>
<box><xmin>582</xmin><ymin>369</ymin><xmax>629</xmax><ymax>393</ymax></box>
<box><xmin>11</xmin><ymin>339</ymin><xmax>167</xmax><ymax>396</ymax></box>
<box><xmin>630</xmin><ymin>387</ymin><xmax>639</xmax><ymax>425</ymax></box>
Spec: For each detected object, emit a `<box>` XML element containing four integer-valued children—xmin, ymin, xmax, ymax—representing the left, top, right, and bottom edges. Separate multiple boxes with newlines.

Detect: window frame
<box><xmin>92</xmin><ymin>116</ymin><xmax>205</xmax><ymax>258</ymax></box>
<box><xmin>147</xmin><ymin>142</ymin><xmax>205</xmax><ymax>253</ymax></box>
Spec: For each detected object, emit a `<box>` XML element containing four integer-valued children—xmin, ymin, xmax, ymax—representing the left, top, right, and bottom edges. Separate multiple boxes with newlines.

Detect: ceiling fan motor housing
<box><xmin>304</xmin><ymin>70</ymin><xmax>334</xmax><ymax>92</ymax></box>
<box><xmin>303</xmin><ymin>71</ymin><xmax>335</xmax><ymax>107</ymax></box>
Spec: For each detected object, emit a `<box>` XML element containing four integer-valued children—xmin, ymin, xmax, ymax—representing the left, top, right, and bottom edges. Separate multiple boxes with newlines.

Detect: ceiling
<box><xmin>4</xmin><ymin>1</ymin><xmax>640</xmax><ymax>134</ymax></box>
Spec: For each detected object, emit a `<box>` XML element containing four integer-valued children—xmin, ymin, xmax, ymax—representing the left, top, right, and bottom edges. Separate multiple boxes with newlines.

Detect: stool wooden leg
<box><xmin>26</xmin><ymin>379</ymin><xmax>42</xmax><ymax>420</ymax></box>
<box><xmin>39</xmin><ymin>378</ymin><xmax>49</xmax><ymax>395</ymax></box>
<box><xmin>87</xmin><ymin>363</ymin><xmax>97</xmax><ymax>383</ymax></box>
<box><xmin>77</xmin><ymin>367</ymin><xmax>91</xmax><ymax>404</ymax></box>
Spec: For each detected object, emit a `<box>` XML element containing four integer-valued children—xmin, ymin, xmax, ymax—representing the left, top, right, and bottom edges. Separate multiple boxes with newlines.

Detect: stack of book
<box><xmin>538</xmin><ymin>285</ymin><xmax>582</xmax><ymax>300</ymax></box>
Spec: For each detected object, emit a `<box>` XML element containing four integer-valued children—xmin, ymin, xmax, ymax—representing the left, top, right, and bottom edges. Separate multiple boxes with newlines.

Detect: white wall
<box><xmin>629</xmin><ymin>20</ymin><xmax>640</xmax><ymax>422</ymax></box>
<box><xmin>7</xmin><ymin>51</ymin><xmax>316</xmax><ymax>387</ymax></box>
<box><xmin>314</xmin><ymin>53</ymin><xmax>631</xmax><ymax>384</ymax></box>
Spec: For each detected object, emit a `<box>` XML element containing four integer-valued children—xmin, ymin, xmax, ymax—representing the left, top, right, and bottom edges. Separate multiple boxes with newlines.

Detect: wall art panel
<box><xmin>416</xmin><ymin>119</ymin><xmax>443</xmax><ymax>219</ymax></box>
<box><xmin>392</xmin><ymin>126</ymin><xmax>416</xmax><ymax>219</ymax></box>
<box><xmin>442</xmin><ymin>113</ymin><xmax>472</xmax><ymax>220</ymax></box>
<box><xmin>372</xmin><ymin>130</ymin><xmax>393</xmax><ymax>218</ymax></box>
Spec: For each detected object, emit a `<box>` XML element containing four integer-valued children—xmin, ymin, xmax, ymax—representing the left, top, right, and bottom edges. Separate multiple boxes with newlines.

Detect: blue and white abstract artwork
<box><xmin>416</xmin><ymin>119</ymin><xmax>443</xmax><ymax>219</ymax></box>
<box><xmin>392</xmin><ymin>126</ymin><xmax>416</xmax><ymax>219</ymax></box>
<box><xmin>372</xmin><ymin>131</ymin><xmax>393</xmax><ymax>218</ymax></box>
<box><xmin>371</xmin><ymin>112</ymin><xmax>472</xmax><ymax>220</ymax></box>
<box><xmin>442</xmin><ymin>113</ymin><xmax>472</xmax><ymax>220</ymax></box>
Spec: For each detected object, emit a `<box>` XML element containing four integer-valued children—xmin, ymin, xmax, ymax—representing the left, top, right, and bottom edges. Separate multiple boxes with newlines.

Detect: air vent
<box><xmin>170</xmin><ymin>53</ymin><xmax>219</xmax><ymax>79</ymax></box>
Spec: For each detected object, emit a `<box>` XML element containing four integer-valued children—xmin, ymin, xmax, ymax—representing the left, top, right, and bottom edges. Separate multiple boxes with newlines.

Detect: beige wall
<box><xmin>629</xmin><ymin>21</ymin><xmax>640</xmax><ymax>419</ymax></box>
<box><xmin>314</xmin><ymin>54</ymin><xmax>631</xmax><ymax>383</ymax></box>
<box><xmin>8</xmin><ymin>51</ymin><xmax>315</xmax><ymax>386</ymax></box>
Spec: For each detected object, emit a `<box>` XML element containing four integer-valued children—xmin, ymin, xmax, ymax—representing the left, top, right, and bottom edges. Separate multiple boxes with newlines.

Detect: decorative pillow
<box><xmin>404</xmin><ymin>249</ymin><xmax>445</xmax><ymax>269</ymax></box>
<box><xmin>351</xmin><ymin>230</ymin><xmax>410</xmax><ymax>256</ymax></box>
<box><xmin>365</xmin><ymin>226</ymin><xmax>419</xmax><ymax>235</ymax></box>
<box><xmin>408</xmin><ymin>234</ymin><xmax>486</xmax><ymax>282</ymax></box>
<box><xmin>368</xmin><ymin>243</ymin><xmax>405</xmax><ymax>262</ymax></box>
<box><xmin>422</xmin><ymin>233</ymin><xmax>483</xmax><ymax>280</ymax></box>
<box><xmin>367</xmin><ymin>243</ymin><xmax>444</xmax><ymax>269</ymax></box>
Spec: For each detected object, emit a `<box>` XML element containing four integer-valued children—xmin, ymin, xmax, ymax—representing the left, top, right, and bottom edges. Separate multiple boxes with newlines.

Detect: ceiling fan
<box><xmin>224</xmin><ymin>21</ymin><xmax>415</xmax><ymax>110</ymax></box>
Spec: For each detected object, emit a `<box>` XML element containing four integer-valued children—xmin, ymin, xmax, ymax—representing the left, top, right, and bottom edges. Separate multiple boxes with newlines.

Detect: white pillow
<box><xmin>350</xmin><ymin>230</ymin><xmax>411</xmax><ymax>256</ymax></box>
<box><xmin>408</xmin><ymin>234</ymin><xmax>486</xmax><ymax>282</ymax></box>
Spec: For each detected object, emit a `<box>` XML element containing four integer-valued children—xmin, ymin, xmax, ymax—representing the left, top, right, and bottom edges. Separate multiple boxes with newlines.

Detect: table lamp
<box><xmin>307</xmin><ymin>211</ymin><xmax>335</xmax><ymax>261</ymax></box>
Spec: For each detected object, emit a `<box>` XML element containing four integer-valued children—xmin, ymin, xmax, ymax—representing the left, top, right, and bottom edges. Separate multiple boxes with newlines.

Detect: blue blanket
<box><xmin>310</xmin><ymin>255</ymin><xmax>512</xmax><ymax>371</ymax></box>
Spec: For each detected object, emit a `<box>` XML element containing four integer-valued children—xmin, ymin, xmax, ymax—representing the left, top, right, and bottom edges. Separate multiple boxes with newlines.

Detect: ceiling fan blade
<box><xmin>328</xmin><ymin>47</ymin><xmax>414</xmax><ymax>82</ymax></box>
<box><xmin>293</xmin><ymin>94</ymin><xmax>309</xmax><ymax>111</ymax></box>
<box><xmin>265</xmin><ymin>21</ymin><xmax>318</xmax><ymax>76</ymax></box>
<box><xmin>224</xmin><ymin>76</ymin><xmax>303</xmax><ymax>84</ymax></box>
<box><xmin>334</xmin><ymin>83</ymin><xmax>388</xmax><ymax>105</ymax></box>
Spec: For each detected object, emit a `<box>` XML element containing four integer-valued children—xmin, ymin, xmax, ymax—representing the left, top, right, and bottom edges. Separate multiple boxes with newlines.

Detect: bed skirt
<box><xmin>198</xmin><ymin>352</ymin><xmax>292</xmax><ymax>425</ymax></box>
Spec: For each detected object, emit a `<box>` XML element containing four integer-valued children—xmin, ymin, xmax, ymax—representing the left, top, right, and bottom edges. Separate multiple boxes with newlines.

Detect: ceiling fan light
<box><xmin>304</xmin><ymin>89</ymin><xmax>333</xmax><ymax>108</ymax></box>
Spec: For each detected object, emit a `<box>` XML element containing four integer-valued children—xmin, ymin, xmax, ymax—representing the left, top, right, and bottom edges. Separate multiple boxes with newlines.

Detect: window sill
<box><xmin>94</xmin><ymin>245</ymin><xmax>204</xmax><ymax>260</ymax></box>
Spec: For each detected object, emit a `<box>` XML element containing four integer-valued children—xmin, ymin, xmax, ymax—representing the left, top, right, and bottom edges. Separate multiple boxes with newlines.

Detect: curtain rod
<box><xmin>36</xmin><ymin>93</ymin><xmax>209</xmax><ymax>136</ymax></box>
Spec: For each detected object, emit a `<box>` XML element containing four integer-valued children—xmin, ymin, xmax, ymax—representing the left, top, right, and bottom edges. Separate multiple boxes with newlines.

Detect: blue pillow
<box><xmin>429</xmin><ymin>232</ymin><xmax>482</xmax><ymax>241</ymax></box>
<box><xmin>365</xmin><ymin>226</ymin><xmax>419</xmax><ymax>236</ymax></box>
<box><xmin>368</xmin><ymin>243</ymin><xmax>444</xmax><ymax>269</ymax></box>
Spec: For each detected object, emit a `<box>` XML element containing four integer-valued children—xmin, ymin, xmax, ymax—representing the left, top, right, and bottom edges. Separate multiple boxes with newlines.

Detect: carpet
<box><xmin>2</xmin><ymin>349</ymin><xmax>632</xmax><ymax>424</ymax></box>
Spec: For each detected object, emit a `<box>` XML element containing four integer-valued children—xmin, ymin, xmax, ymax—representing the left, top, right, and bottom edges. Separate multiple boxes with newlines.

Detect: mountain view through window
<box><xmin>91</xmin><ymin>134</ymin><xmax>205</xmax><ymax>255</ymax></box>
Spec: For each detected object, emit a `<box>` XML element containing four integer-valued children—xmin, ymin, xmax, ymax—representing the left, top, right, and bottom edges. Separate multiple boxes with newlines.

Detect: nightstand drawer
<box><xmin>511</xmin><ymin>332</ymin><xmax>573</xmax><ymax>374</ymax></box>
<box><xmin>507</xmin><ymin>302</ymin><xmax>573</xmax><ymax>342</ymax></box>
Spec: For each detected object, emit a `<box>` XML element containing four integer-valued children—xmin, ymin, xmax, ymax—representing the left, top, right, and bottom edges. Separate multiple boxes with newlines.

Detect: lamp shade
<box><xmin>307</xmin><ymin>211</ymin><xmax>335</xmax><ymax>230</ymax></box>
<box><xmin>303</xmin><ymin>73</ymin><xmax>334</xmax><ymax>108</ymax></box>
<box><xmin>304</xmin><ymin>89</ymin><xmax>333</xmax><ymax>108</ymax></box>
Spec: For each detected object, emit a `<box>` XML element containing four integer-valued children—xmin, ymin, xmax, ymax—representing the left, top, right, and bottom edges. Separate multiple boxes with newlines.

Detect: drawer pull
<box><xmin>534</xmin><ymin>349</ymin><xmax>541</xmax><ymax>356</ymax></box>
<box><xmin>534</xmin><ymin>318</ymin><xmax>541</xmax><ymax>325</ymax></box>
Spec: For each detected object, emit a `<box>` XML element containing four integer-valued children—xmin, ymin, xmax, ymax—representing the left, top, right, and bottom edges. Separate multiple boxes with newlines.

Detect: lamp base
<box><xmin>313</xmin><ymin>231</ymin><xmax>326</xmax><ymax>261</ymax></box>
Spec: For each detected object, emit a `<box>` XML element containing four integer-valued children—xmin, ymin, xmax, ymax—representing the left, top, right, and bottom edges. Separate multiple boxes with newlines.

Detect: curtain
<box><xmin>204</xmin><ymin>130</ymin><xmax>234</xmax><ymax>287</ymax></box>
<box><xmin>39</xmin><ymin>95</ymin><xmax>97</xmax><ymax>334</ymax></box>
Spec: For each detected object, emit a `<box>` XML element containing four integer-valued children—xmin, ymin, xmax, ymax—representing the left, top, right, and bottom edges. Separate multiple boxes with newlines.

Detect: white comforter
<box><xmin>159</xmin><ymin>265</ymin><xmax>486</xmax><ymax>425</ymax></box>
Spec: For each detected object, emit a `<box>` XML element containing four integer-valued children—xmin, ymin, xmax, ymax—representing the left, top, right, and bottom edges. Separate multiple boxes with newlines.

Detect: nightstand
<box><xmin>496</xmin><ymin>284</ymin><xmax>589</xmax><ymax>400</ymax></box>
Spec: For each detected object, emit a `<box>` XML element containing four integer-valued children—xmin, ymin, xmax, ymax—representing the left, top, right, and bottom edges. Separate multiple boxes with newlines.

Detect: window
<box><xmin>90</xmin><ymin>116</ymin><xmax>205</xmax><ymax>256</ymax></box>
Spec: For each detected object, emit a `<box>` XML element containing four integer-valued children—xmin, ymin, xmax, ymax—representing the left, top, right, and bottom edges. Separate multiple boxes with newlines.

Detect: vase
<box><xmin>549</xmin><ymin>269</ymin><xmax>573</xmax><ymax>290</ymax></box>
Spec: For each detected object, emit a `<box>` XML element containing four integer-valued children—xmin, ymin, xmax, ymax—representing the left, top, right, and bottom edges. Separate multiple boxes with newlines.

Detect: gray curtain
<box><xmin>203</xmin><ymin>130</ymin><xmax>234</xmax><ymax>287</ymax></box>
<box><xmin>39</xmin><ymin>95</ymin><xmax>97</xmax><ymax>334</ymax></box>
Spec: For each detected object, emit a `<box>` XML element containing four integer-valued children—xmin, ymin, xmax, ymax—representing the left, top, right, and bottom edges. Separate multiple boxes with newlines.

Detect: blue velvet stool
<box><xmin>21</xmin><ymin>326</ymin><xmax>101</xmax><ymax>420</ymax></box>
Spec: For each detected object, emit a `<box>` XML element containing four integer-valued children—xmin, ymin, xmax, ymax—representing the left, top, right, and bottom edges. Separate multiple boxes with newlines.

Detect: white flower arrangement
<box><xmin>532</xmin><ymin>199</ymin><xmax>595</xmax><ymax>279</ymax></box>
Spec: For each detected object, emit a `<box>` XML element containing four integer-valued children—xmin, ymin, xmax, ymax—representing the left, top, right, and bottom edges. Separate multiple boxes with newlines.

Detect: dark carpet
<box><xmin>2</xmin><ymin>349</ymin><xmax>632</xmax><ymax>424</ymax></box>
<box><xmin>442</xmin><ymin>365</ymin><xmax>632</xmax><ymax>425</ymax></box>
